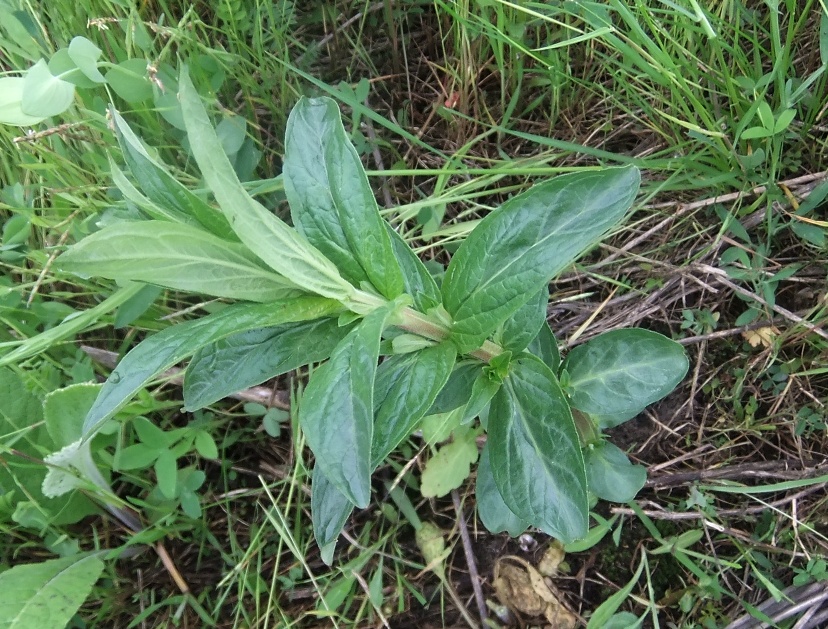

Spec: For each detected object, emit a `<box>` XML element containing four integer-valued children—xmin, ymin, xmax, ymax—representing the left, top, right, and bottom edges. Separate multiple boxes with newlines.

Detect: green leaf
<box><xmin>184</xmin><ymin>318</ymin><xmax>352</xmax><ymax>411</ymax></box>
<box><xmin>442</xmin><ymin>167</ymin><xmax>640</xmax><ymax>352</ymax></box>
<box><xmin>300</xmin><ymin>304</ymin><xmax>395</xmax><ymax>507</ymax></box>
<box><xmin>80</xmin><ymin>297</ymin><xmax>339</xmax><ymax>439</ymax></box>
<box><xmin>386</xmin><ymin>224</ymin><xmax>442</xmax><ymax>311</ymax></box>
<box><xmin>111</xmin><ymin>109</ymin><xmax>235</xmax><ymax>238</ymax></box>
<box><xmin>499</xmin><ymin>287</ymin><xmax>548</xmax><ymax>352</ymax></box>
<box><xmin>48</xmin><ymin>48</ymin><xmax>98</xmax><ymax>88</ymax></box>
<box><xmin>488</xmin><ymin>355</ymin><xmax>588</xmax><ymax>542</ymax></box>
<box><xmin>105</xmin><ymin>59</ymin><xmax>153</xmax><ymax>103</ymax></box>
<box><xmin>526</xmin><ymin>321</ymin><xmax>561</xmax><ymax>373</ymax></box>
<box><xmin>371</xmin><ymin>343</ymin><xmax>457</xmax><ymax>467</ymax></box>
<box><xmin>312</xmin><ymin>466</ymin><xmax>354</xmax><ymax>557</ymax></box>
<box><xmin>179</xmin><ymin>68</ymin><xmax>352</xmax><ymax>300</ymax></box>
<box><xmin>428</xmin><ymin>362</ymin><xmax>482</xmax><ymax>414</ymax></box>
<box><xmin>67</xmin><ymin>36</ymin><xmax>106</xmax><ymax>83</ymax></box>
<box><xmin>564</xmin><ymin>329</ymin><xmax>688</xmax><ymax>419</ymax></box>
<box><xmin>773</xmin><ymin>108</ymin><xmax>796</xmax><ymax>134</ymax></box>
<box><xmin>44</xmin><ymin>383</ymin><xmax>101</xmax><ymax>449</ymax></box>
<box><xmin>58</xmin><ymin>221</ymin><xmax>303</xmax><ymax>303</ymax></box>
<box><xmin>475</xmin><ymin>444</ymin><xmax>529</xmax><ymax>537</ymax></box>
<box><xmin>155</xmin><ymin>449</ymin><xmax>178</xmax><ymax>499</ymax></box>
<box><xmin>22</xmin><ymin>59</ymin><xmax>75</xmax><ymax>118</ymax></box>
<box><xmin>284</xmin><ymin>97</ymin><xmax>404</xmax><ymax>299</ymax></box>
<box><xmin>741</xmin><ymin>126</ymin><xmax>773</xmax><ymax>140</ymax></box>
<box><xmin>460</xmin><ymin>372</ymin><xmax>501</xmax><ymax>424</ymax></box>
<box><xmin>587</xmin><ymin>554</ymin><xmax>645</xmax><ymax>629</ymax></box>
<box><xmin>194</xmin><ymin>431</ymin><xmax>218</xmax><ymax>459</ymax></box>
<box><xmin>0</xmin><ymin>553</ymin><xmax>105</xmax><ymax>629</ymax></box>
<box><xmin>114</xmin><ymin>284</ymin><xmax>163</xmax><ymax>329</ymax></box>
<box><xmin>756</xmin><ymin>101</ymin><xmax>774</xmax><ymax>130</ymax></box>
<box><xmin>585</xmin><ymin>442</ymin><xmax>647</xmax><ymax>503</ymax></box>
<box><xmin>420</xmin><ymin>427</ymin><xmax>479</xmax><ymax>498</ymax></box>
<box><xmin>0</xmin><ymin>78</ymin><xmax>45</xmax><ymax>125</ymax></box>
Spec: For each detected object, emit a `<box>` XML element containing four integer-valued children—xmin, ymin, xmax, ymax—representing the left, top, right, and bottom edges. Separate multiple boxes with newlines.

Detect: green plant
<box><xmin>38</xmin><ymin>66</ymin><xmax>688</xmax><ymax>560</ymax></box>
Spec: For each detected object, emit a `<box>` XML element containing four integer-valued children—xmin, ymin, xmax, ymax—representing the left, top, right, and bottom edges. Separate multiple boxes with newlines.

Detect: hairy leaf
<box><xmin>111</xmin><ymin>109</ymin><xmax>234</xmax><ymax>238</ymax></box>
<box><xmin>442</xmin><ymin>167</ymin><xmax>640</xmax><ymax>352</ymax></box>
<box><xmin>564</xmin><ymin>329</ymin><xmax>688</xmax><ymax>418</ymax></box>
<box><xmin>184</xmin><ymin>318</ymin><xmax>352</xmax><ymax>411</ymax></box>
<box><xmin>58</xmin><ymin>221</ymin><xmax>303</xmax><ymax>303</ymax></box>
<box><xmin>585</xmin><ymin>442</ymin><xmax>647</xmax><ymax>503</ymax></box>
<box><xmin>0</xmin><ymin>553</ymin><xmax>104</xmax><ymax>629</ymax></box>
<box><xmin>179</xmin><ymin>68</ymin><xmax>352</xmax><ymax>300</ymax></box>
<box><xmin>301</xmin><ymin>304</ymin><xmax>394</xmax><ymax>507</ymax></box>
<box><xmin>476</xmin><ymin>445</ymin><xmax>529</xmax><ymax>537</ymax></box>
<box><xmin>488</xmin><ymin>355</ymin><xmax>588</xmax><ymax>542</ymax></box>
<box><xmin>81</xmin><ymin>297</ymin><xmax>339</xmax><ymax>439</ymax></box>
<box><xmin>371</xmin><ymin>343</ymin><xmax>456</xmax><ymax>467</ymax></box>
<box><xmin>284</xmin><ymin>97</ymin><xmax>404</xmax><ymax>299</ymax></box>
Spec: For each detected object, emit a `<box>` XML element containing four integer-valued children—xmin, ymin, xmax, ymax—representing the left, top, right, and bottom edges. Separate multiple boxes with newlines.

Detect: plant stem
<box><xmin>347</xmin><ymin>289</ymin><xmax>503</xmax><ymax>362</ymax></box>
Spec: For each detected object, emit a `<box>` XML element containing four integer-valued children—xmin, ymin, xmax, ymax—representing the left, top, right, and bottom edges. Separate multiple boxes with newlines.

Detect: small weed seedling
<box><xmin>32</xmin><ymin>67</ymin><xmax>687</xmax><ymax>560</ymax></box>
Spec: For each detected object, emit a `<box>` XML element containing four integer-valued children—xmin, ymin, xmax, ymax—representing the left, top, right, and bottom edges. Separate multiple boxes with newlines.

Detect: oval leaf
<box><xmin>371</xmin><ymin>342</ymin><xmax>456</xmax><ymax>467</ymax></box>
<box><xmin>105</xmin><ymin>59</ymin><xmax>153</xmax><ymax>102</ymax></box>
<box><xmin>488</xmin><ymin>355</ymin><xmax>588</xmax><ymax>542</ymax></box>
<box><xmin>442</xmin><ymin>167</ymin><xmax>640</xmax><ymax>353</ymax></box>
<box><xmin>58</xmin><ymin>221</ymin><xmax>303</xmax><ymax>303</ymax></box>
<box><xmin>22</xmin><ymin>59</ymin><xmax>75</xmax><ymax>118</ymax></box>
<box><xmin>67</xmin><ymin>36</ymin><xmax>106</xmax><ymax>83</ymax></box>
<box><xmin>300</xmin><ymin>304</ymin><xmax>394</xmax><ymax>508</ymax></box>
<box><xmin>0</xmin><ymin>77</ymin><xmax>45</xmax><ymax>125</ymax></box>
<box><xmin>564</xmin><ymin>329</ymin><xmax>689</xmax><ymax>417</ymax></box>
<box><xmin>585</xmin><ymin>441</ymin><xmax>647</xmax><ymax>503</ymax></box>
<box><xmin>476</xmin><ymin>445</ymin><xmax>529</xmax><ymax>537</ymax></box>
<box><xmin>284</xmin><ymin>97</ymin><xmax>404</xmax><ymax>299</ymax></box>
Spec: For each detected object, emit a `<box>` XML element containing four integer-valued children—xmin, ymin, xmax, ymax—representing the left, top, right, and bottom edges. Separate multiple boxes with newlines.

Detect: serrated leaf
<box><xmin>67</xmin><ymin>36</ymin><xmax>106</xmax><ymax>83</ymax></box>
<box><xmin>526</xmin><ymin>321</ymin><xmax>561</xmax><ymax>373</ymax></box>
<box><xmin>22</xmin><ymin>59</ymin><xmax>75</xmax><ymax>118</ymax></box>
<box><xmin>420</xmin><ymin>428</ymin><xmax>479</xmax><ymax>498</ymax></box>
<box><xmin>499</xmin><ymin>287</ymin><xmax>548</xmax><ymax>352</ymax></box>
<box><xmin>0</xmin><ymin>553</ymin><xmax>105</xmax><ymax>629</ymax></box>
<box><xmin>300</xmin><ymin>304</ymin><xmax>394</xmax><ymax>508</ymax></box>
<box><xmin>111</xmin><ymin>110</ymin><xmax>234</xmax><ymax>238</ymax></box>
<box><xmin>312</xmin><ymin>466</ymin><xmax>354</xmax><ymax>557</ymax></box>
<box><xmin>442</xmin><ymin>167</ymin><xmax>640</xmax><ymax>352</ymax></box>
<box><xmin>488</xmin><ymin>355</ymin><xmax>588</xmax><ymax>542</ymax></box>
<box><xmin>58</xmin><ymin>221</ymin><xmax>303</xmax><ymax>303</ymax></box>
<box><xmin>0</xmin><ymin>77</ymin><xmax>45</xmax><ymax>126</ymax></box>
<box><xmin>585</xmin><ymin>441</ymin><xmax>647</xmax><ymax>503</ymax></box>
<box><xmin>185</xmin><ymin>318</ymin><xmax>351</xmax><ymax>411</ymax></box>
<box><xmin>564</xmin><ymin>329</ymin><xmax>688</xmax><ymax>418</ymax></box>
<box><xmin>179</xmin><ymin>69</ymin><xmax>352</xmax><ymax>300</ymax></box>
<box><xmin>371</xmin><ymin>343</ymin><xmax>456</xmax><ymax>467</ymax></box>
<box><xmin>80</xmin><ymin>297</ymin><xmax>339</xmax><ymax>440</ymax></box>
<box><xmin>476</xmin><ymin>445</ymin><xmax>529</xmax><ymax>537</ymax></box>
<box><xmin>284</xmin><ymin>97</ymin><xmax>404</xmax><ymax>299</ymax></box>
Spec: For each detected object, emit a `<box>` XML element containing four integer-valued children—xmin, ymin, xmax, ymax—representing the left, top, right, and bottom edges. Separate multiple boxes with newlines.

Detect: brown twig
<box><xmin>452</xmin><ymin>490</ymin><xmax>488</xmax><ymax>626</ymax></box>
<box><xmin>645</xmin><ymin>459</ymin><xmax>828</xmax><ymax>489</ymax></box>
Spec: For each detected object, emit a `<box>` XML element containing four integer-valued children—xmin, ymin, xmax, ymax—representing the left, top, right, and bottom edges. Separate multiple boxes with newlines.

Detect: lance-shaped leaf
<box><xmin>284</xmin><ymin>97</ymin><xmax>404</xmax><ymax>299</ymax></box>
<box><xmin>526</xmin><ymin>321</ymin><xmax>561</xmax><ymax>373</ymax></box>
<box><xmin>81</xmin><ymin>297</ymin><xmax>339</xmax><ymax>439</ymax></box>
<box><xmin>499</xmin><ymin>287</ymin><xmax>548</xmax><ymax>353</ymax></box>
<box><xmin>488</xmin><ymin>355</ymin><xmax>588</xmax><ymax>542</ymax></box>
<box><xmin>476</xmin><ymin>444</ymin><xmax>529</xmax><ymax>537</ymax></box>
<box><xmin>371</xmin><ymin>342</ymin><xmax>456</xmax><ymax>468</ymax></box>
<box><xmin>564</xmin><ymin>329</ymin><xmax>689</xmax><ymax>419</ymax></box>
<box><xmin>184</xmin><ymin>318</ymin><xmax>352</xmax><ymax>411</ymax></box>
<box><xmin>300</xmin><ymin>304</ymin><xmax>395</xmax><ymax>508</ymax></box>
<box><xmin>442</xmin><ymin>167</ymin><xmax>640</xmax><ymax>353</ymax></box>
<box><xmin>57</xmin><ymin>221</ymin><xmax>303</xmax><ymax>303</ymax></box>
<box><xmin>111</xmin><ymin>109</ymin><xmax>234</xmax><ymax>239</ymax></box>
<box><xmin>312</xmin><ymin>466</ymin><xmax>353</xmax><ymax>560</ymax></box>
<box><xmin>179</xmin><ymin>68</ymin><xmax>352</xmax><ymax>300</ymax></box>
<box><xmin>386</xmin><ymin>224</ymin><xmax>441</xmax><ymax>311</ymax></box>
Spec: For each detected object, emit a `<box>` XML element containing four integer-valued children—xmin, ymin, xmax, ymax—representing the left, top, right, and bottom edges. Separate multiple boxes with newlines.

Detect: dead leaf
<box><xmin>493</xmin><ymin>556</ymin><xmax>577</xmax><ymax>629</ymax></box>
<box><xmin>743</xmin><ymin>326</ymin><xmax>779</xmax><ymax>348</ymax></box>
